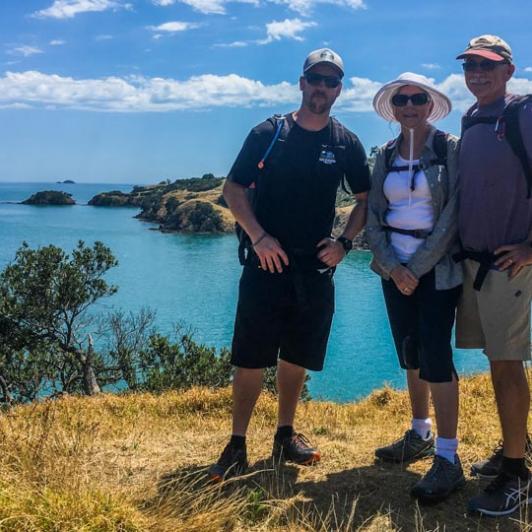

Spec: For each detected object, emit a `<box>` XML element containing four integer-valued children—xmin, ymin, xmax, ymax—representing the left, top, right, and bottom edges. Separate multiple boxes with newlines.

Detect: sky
<box><xmin>0</xmin><ymin>0</ymin><xmax>531</xmax><ymax>184</ymax></box>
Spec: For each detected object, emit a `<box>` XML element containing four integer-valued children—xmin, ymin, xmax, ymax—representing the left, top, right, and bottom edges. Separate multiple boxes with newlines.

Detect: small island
<box><xmin>22</xmin><ymin>190</ymin><xmax>76</xmax><ymax>206</ymax></box>
<box><xmin>56</xmin><ymin>179</ymin><xmax>76</xmax><ymax>184</ymax></box>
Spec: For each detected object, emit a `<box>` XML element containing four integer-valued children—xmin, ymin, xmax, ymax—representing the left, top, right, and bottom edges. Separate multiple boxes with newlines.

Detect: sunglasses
<box><xmin>304</xmin><ymin>72</ymin><xmax>342</xmax><ymax>88</ymax></box>
<box><xmin>462</xmin><ymin>60</ymin><xmax>507</xmax><ymax>72</ymax></box>
<box><xmin>391</xmin><ymin>93</ymin><xmax>430</xmax><ymax>107</ymax></box>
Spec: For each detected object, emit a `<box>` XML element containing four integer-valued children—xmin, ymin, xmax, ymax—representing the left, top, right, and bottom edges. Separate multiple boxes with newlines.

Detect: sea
<box><xmin>0</xmin><ymin>182</ymin><xmax>489</xmax><ymax>402</ymax></box>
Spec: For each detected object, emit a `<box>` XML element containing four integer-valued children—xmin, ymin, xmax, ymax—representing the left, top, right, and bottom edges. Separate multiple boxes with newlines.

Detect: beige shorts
<box><xmin>456</xmin><ymin>259</ymin><xmax>532</xmax><ymax>361</ymax></box>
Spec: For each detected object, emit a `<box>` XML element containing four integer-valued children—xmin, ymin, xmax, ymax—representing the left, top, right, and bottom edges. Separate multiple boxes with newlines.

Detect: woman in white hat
<box><xmin>366</xmin><ymin>72</ymin><xmax>463</xmax><ymax>503</ymax></box>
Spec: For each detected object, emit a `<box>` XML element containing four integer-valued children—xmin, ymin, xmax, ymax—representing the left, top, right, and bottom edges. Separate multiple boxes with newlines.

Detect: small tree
<box><xmin>138</xmin><ymin>330</ymin><xmax>233</xmax><ymax>392</ymax></box>
<box><xmin>0</xmin><ymin>241</ymin><xmax>118</xmax><ymax>397</ymax></box>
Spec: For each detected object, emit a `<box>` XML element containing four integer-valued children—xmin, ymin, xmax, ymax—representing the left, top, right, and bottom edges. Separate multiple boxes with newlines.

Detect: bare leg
<box><xmin>407</xmin><ymin>368</ymin><xmax>430</xmax><ymax>420</ymax></box>
<box><xmin>232</xmin><ymin>367</ymin><xmax>263</xmax><ymax>436</ymax></box>
<box><xmin>490</xmin><ymin>360</ymin><xmax>529</xmax><ymax>458</ymax></box>
<box><xmin>430</xmin><ymin>374</ymin><xmax>459</xmax><ymax>439</ymax></box>
<box><xmin>277</xmin><ymin>359</ymin><xmax>306</xmax><ymax>428</ymax></box>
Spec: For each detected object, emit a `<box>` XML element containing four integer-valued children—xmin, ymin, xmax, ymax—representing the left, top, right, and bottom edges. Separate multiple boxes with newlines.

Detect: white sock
<box><xmin>411</xmin><ymin>418</ymin><xmax>432</xmax><ymax>440</ymax></box>
<box><xmin>435</xmin><ymin>436</ymin><xmax>458</xmax><ymax>463</ymax></box>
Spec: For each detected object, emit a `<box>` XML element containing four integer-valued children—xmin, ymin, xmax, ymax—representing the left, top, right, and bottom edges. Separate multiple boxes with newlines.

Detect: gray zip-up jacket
<box><xmin>366</xmin><ymin>127</ymin><xmax>462</xmax><ymax>290</ymax></box>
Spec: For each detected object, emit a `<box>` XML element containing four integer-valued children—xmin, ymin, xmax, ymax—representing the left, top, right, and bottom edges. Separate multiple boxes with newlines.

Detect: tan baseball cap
<box><xmin>456</xmin><ymin>34</ymin><xmax>513</xmax><ymax>63</ymax></box>
<box><xmin>303</xmin><ymin>48</ymin><xmax>344</xmax><ymax>77</ymax></box>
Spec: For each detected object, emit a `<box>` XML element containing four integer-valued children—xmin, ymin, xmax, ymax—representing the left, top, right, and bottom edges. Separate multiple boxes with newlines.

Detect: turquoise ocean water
<box><xmin>0</xmin><ymin>182</ymin><xmax>489</xmax><ymax>402</ymax></box>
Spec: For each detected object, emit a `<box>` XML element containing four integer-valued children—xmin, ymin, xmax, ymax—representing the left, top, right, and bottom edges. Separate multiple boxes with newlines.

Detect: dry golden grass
<box><xmin>0</xmin><ymin>374</ymin><xmax>529</xmax><ymax>531</ymax></box>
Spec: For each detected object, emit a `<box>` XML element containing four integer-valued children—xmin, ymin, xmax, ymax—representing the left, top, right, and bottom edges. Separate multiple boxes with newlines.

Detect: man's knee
<box><xmin>490</xmin><ymin>360</ymin><xmax>527</xmax><ymax>388</ymax></box>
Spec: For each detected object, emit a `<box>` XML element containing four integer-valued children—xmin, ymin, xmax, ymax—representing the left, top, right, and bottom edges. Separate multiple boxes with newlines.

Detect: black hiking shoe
<box><xmin>468</xmin><ymin>471</ymin><xmax>532</xmax><ymax>517</ymax></box>
<box><xmin>208</xmin><ymin>442</ymin><xmax>248</xmax><ymax>482</ymax></box>
<box><xmin>272</xmin><ymin>432</ymin><xmax>321</xmax><ymax>465</ymax></box>
<box><xmin>375</xmin><ymin>429</ymin><xmax>434</xmax><ymax>464</ymax></box>
<box><xmin>411</xmin><ymin>455</ymin><xmax>466</xmax><ymax>504</ymax></box>
<box><xmin>471</xmin><ymin>435</ymin><xmax>532</xmax><ymax>480</ymax></box>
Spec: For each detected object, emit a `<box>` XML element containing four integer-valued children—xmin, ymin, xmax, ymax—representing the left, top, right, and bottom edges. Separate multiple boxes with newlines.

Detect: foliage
<box><xmin>138</xmin><ymin>331</ymin><xmax>233</xmax><ymax>392</ymax></box>
<box><xmin>0</xmin><ymin>241</ymin><xmax>118</xmax><ymax>400</ymax></box>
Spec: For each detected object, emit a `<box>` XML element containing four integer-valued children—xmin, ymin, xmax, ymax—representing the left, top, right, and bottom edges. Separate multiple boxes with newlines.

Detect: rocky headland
<box><xmin>88</xmin><ymin>175</ymin><xmax>368</xmax><ymax>248</ymax></box>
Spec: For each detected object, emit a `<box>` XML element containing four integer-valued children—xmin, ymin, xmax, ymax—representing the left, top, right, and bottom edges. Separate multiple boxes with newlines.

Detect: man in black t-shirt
<box><xmin>208</xmin><ymin>48</ymin><xmax>370</xmax><ymax>481</ymax></box>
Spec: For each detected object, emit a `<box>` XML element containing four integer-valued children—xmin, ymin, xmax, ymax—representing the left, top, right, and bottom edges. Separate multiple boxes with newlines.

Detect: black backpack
<box><xmin>236</xmin><ymin>114</ymin><xmax>350</xmax><ymax>264</ymax></box>
<box><xmin>461</xmin><ymin>94</ymin><xmax>532</xmax><ymax>198</ymax></box>
<box><xmin>383</xmin><ymin>130</ymin><xmax>449</xmax><ymax>191</ymax></box>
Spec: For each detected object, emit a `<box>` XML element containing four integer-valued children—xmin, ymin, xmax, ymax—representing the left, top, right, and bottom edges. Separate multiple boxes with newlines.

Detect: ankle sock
<box><xmin>229</xmin><ymin>435</ymin><xmax>246</xmax><ymax>449</ymax></box>
<box><xmin>435</xmin><ymin>437</ymin><xmax>458</xmax><ymax>464</ymax></box>
<box><xmin>275</xmin><ymin>425</ymin><xmax>294</xmax><ymax>440</ymax></box>
<box><xmin>502</xmin><ymin>456</ymin><xmax>529</xmax><ymax>480</ymax></box>
<box><xmin>411</xmin><ymin>418</ymin><xmax>432</xmax><ymax>440</ymax></box>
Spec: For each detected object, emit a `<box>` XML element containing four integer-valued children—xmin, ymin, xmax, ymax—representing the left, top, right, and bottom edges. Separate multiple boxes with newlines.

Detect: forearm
<box><xmin>223</xmin><ymin>180</ymin><xmax>264</xmax><ymax>243</ymax></box>
<box><xmin>340</xmin><ymin>195</ymin><xmax>367</xmax><ymax>240</ymax></box>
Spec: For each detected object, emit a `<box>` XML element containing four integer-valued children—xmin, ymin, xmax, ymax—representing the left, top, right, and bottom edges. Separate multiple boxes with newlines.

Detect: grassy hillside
<box><xmin>0</xmin><ymin>373</ymin><xmax>527</xmax><ymax>531</ymax></box>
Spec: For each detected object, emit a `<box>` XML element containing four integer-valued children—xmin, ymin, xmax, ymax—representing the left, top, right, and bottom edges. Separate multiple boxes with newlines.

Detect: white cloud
<box><xmin>95</xmin><ymin>34</ymin><xmax>114</xmax><ymax>41</ymax></box>
<box><xmin>3</xmin><ymin>70</ymin><xmax>530</xmax><ymax>114</ymax></box>
<box><xmin>524</xmin><ymin>67</ymin><xmax>532</xmax><ymax>73</ymax></box>
<box><xmin>421</xmin><ymin>63</ymin><xmax>441</xmax><ymax>70</ymax></box>
<box><xmin>148</xmin><ymin>21</ymin><xmax>199</xmax><ymax>33</ymax></box>
<box><xmin>0</xmin><ymin>70</ymin><xmax>298</xmax><ymax>112</ymax></box>
<box><xmin>151</xmin><ymin>0</ymin><xmax>359</xmax><ymax>15</ymax></box>
<box><xmin>33</xmin><ymin>0</ymin><xmax>131</xmax><ymax>19</ymax></box>
<box><xmin>272</xmin><ymin>0</ymin><xmax>365</xmax><ymax>15</ymax></box>
<box><xmin>214</xmin><ymin>41</ymin><xmax>249</xmax><ymax>48</ymax></box>
<box><xmin>258</xmin><ymin>18</ymin><xmax>316</xmax><ymax>44</ymax></box>
<box><xmin>7</xmin><ymin>46</ymin><xmax>44</xmax><ymax>57</ymax></box>
<box><xmin>50</xmin><ymin>39</ymin><xmax>67</xmax><ymax>46</ymax></box>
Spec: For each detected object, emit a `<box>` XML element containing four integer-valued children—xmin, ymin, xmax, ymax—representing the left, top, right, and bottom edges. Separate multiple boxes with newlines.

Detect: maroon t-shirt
<box><xmin>459</xmin><ymin>94</ymin><xmax>532</xmax><ymax>252</ymax></box>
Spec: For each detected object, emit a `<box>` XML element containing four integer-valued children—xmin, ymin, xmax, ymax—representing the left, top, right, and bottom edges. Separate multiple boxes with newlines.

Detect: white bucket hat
<box><xmin>372</xmin><ymin>72</ymin><xmax>452</xmax><ymax>123</ymax></box>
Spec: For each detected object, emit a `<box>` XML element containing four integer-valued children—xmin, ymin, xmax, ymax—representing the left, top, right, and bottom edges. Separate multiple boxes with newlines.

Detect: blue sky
<box><xmin>1</xmin><ymin>0</ymin><xmax>531</xmax><ymax>183</ymax></box>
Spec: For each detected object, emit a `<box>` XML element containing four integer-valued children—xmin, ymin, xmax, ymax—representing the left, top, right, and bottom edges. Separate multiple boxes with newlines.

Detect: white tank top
<box><xmin>383</xmin><ymin>155</ymin><xmax>434</xmax><ymax>263</ymax></box>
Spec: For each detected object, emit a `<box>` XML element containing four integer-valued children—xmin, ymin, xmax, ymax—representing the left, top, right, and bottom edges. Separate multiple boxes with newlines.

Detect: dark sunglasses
<box><xmin>391</xmin><ymin>93</ymin><xmax>430</xmax><ymax>107</ymax></box>
<box><xmin>462</xmin><ymin>60</ymin><xmax>507</xmax><ymax>72</ymax></box>
<box><xmin>304</xmin><ymin>72</ymin><xmax>342</xmax><ymax>88</ymax></box>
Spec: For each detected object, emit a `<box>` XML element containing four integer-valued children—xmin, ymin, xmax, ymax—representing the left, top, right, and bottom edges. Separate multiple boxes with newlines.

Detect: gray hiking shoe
<box><xmin>469</xmin><ymin>471</ymin><xmax>532</xmax><ymax>517</ymax></box>
<box><xmin>375</xmin><ymin>429</ymin><xmax>434</xmax><ymax>464</ymax></box>
<box><xmin>471</xmin><ymin>435</ymin><xmax>532</xmax><ymax>479</ymax></box>
<box><xmin>411</xmin><ymin>455</ymin><xmax>466</xmax><ymax>504</ymax></box>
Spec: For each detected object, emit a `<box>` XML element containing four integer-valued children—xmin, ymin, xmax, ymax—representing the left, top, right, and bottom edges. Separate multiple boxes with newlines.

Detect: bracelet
<box><xmin>252</xmin><ymin>232</ymin><xmax>267</xmax><ymax>247</ymax></box>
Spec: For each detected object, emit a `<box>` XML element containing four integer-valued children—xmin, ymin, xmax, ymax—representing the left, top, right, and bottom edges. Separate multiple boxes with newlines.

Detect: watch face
<box><xmin>339</xmin><ymin>237</ymin><xmax>352</xmax><ymax>251</ymax></box>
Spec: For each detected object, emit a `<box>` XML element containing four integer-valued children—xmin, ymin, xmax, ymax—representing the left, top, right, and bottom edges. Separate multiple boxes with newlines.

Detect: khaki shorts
<box><xmin>456</xmin><ymin>259</ymin><xmax>532</xmax><ymax>361</ymax></box>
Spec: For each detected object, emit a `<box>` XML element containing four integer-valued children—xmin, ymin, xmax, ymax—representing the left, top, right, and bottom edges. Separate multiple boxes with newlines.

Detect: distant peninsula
<box><xmin>88</xmin><ymin>174</ymin><xmax>368</xmax><ymax>248</ymax></box>
<box><xmin>22</xmin><ymin>190</ymin><xmax>75</xmax><ymax>206</ymax></box>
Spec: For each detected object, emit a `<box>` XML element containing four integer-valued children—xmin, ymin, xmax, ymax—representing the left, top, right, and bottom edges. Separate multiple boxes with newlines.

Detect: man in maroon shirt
<box><xmin>455</xmin><ymin>34</ymin><xmax>532</xmax><ymax>517</ymax></box>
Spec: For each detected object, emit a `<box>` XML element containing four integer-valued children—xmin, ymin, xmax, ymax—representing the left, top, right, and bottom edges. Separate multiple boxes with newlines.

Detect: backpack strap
<box><xmin>502</xmin><ymin>95</ymin><xmax>532</xmax><ymax>198</ymax></box>
<box><xmin>257</xmin><ymin>114</ymin><xmax>287</xmax><ymax>170</ymax></box>
<box><xmin>431</xmin><ymin>130</ymin><xmax>449</xmax><ymax>169</ymax></box>
<box><xmin>329</xmin><ymin>117</ymin><xmax>352</xmax><ymax>193</ymax></box>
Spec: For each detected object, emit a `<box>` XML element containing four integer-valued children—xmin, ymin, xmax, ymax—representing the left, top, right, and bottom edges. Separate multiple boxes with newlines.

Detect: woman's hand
<box><xmin>390</xmin><ymin>265</ymin><xmax>419</xmax><ymax>296</ymax></box>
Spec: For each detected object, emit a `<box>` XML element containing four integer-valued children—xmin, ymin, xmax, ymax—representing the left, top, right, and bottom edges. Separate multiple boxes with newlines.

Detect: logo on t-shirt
<box><xmin>319</xmin><ymin>149</ymin><xmax>336</xmax><ymax>165</ymax></box>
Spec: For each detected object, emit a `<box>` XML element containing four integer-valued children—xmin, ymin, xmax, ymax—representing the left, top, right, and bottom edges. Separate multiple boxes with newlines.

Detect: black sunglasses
<box><xmin>462</xmin><ymin>60</ymin><xmax>507</xmax><ymax>72</ymax></box>
<box><xmin>304</xmin><ymin>72</ymin><xmax>342</xmax><ymax>88</ymax></box>
<box><xmin>391</xmin><ymin>93</ymin><xmax>430</xmax><ymax>107</ymax></box>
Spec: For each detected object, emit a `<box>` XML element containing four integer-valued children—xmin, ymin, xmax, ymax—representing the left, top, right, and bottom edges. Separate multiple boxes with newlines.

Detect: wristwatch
<box><xmin>337</xmin><ymin>236</ymin><xmax>353</xmax><ymax>254</ymax></box>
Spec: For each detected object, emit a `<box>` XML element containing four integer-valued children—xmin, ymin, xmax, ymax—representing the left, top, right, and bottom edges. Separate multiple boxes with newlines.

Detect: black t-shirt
<box><xmin>227</xmin><ymin>114</ymin><xmax>370</xmax><ymax>254</ymax></box>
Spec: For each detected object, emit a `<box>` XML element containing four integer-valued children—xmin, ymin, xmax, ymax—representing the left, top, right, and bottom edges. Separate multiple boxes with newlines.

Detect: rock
<box><xmin>22</xmin><ymin>191</ymin><xmax>75</xmax><ymax>205</ymax></box>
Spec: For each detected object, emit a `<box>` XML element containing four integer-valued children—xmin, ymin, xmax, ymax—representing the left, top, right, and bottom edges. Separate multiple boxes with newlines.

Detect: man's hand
<box><xmin>390</xmin><ymin>265</ymin><xmax>419</xmax><ymax>296</ymax></box>
<box><xmin>316</xmin><ymin>237</ymin><xmax>345</xmax><ymax>267</ymax></box>
<box><xmin>253</xmin><ymin>234</ymin><xmax>289</xmax><ymax>273</ymax></box>
<box><xmin>494</xmin><ymin>242</ymin><xmax>532</xmax><ymax>279</ymax></box>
